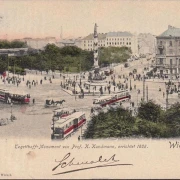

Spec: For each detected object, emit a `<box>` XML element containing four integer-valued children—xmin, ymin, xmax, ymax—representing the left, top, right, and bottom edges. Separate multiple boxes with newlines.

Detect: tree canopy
<box><xmin>84</xmin><ymin>100</ymin><xmax>180</xmax><ymax>139</ymax></box>
<box><xmin>0</xmin><ymin>40</ymin><xmax>27</xmax><ymax>49</ymax></box>
<box><xmin>0</xmin><ymin>43</ymin><xmax>132</xmax><ymax>74</ymax></box>
<box><xmin>99</xmin><ymin>46</ymin><xmax>132</xmax><ymax>66</ymax></box>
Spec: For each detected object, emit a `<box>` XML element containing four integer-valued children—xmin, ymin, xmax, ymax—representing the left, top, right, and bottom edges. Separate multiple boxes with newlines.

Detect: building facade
<box><xmin>138</xmin><ymin>33</ymin><xmax>156</xmax><ymax>55</ymax></box>
<box><xmin>155</xmin><ymin>25</ymin><xmax>180</xmax><ymax>77</ymax></box>
<box><xmin>57</xmin><ymin>37</ymin><xmax>83</xmax><ymax>48</ymax></box>
<box><xmin>21</xmin><ymin>37</ymin><xmax>56</xmax><ymax>50</ymax></box>
<box><xmin>81</xmin><ymin>31</ymin><xmax>138</xmax><ymax>54</ymax></box>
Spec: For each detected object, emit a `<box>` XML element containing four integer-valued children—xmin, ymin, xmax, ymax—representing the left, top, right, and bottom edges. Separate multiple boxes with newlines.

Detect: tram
<box><xmin>9</xmin><ymin>92</ymin><xmax>30</xmax><ymax>104</ymax></box>
<box><xmin>51</xmin><ymin>111</ymin><xmax>86</xmax><ymax>139</ymax></box>
<box><xmin>53</xmin><ymin>108</ymin><xmax>76</xmax><ymax>120</ymax></box>
<box><xmin>0</xmin><ymin>89</ymin><xmax>10</xmax><ymax>103</ymax></box>
<box><xmin>93</xmin><ymin>90</ymin><xmax>131</xmax><ymax>107</ymax></box>
<box><xmin>0</xmin><ymin>89</ymin><xmax>30</xmax><ymax>104</ymax></box>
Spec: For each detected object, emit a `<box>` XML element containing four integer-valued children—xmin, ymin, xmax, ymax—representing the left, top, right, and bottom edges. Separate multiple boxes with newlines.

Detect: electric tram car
<box><xmin>51</xmin><ymin>111</ymin><xmax>86</xmax><ymax>139</ymax></box>
<box><xmin>93</xmin><ymin>90</ymin><xmax>131</xmax><ymax>107</ymax></box>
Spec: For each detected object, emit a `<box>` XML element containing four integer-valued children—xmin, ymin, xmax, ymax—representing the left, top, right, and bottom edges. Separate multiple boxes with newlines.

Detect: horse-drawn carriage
<box><xmin>45</xmin><ymin>99</ymin><xmax>65</xmax><ymax>107</ymax></box>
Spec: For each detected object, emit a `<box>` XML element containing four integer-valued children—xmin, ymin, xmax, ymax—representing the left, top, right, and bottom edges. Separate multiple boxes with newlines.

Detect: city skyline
<box><xmin>0</xmin><ymin>0</ymin><xmax>180</xmax><ymax>40</ymax></box>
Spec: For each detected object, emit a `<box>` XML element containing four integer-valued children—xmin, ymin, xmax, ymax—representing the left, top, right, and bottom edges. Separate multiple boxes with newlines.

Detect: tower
<box><xmin>93</xmin><ymin>23</ymin><xmax>99</xmax><ymax>69</ymax></box>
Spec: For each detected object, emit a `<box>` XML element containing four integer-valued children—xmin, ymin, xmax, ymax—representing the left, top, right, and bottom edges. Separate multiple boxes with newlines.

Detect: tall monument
<box><xmin>93</xmin><ymin>23</ymin><xmax>99</xmax><ymax>69</ymax></box>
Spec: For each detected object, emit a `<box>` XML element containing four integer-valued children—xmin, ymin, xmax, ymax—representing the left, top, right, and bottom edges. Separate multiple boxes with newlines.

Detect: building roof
<box><xmin>60</xmin><ymin>39</ymin><xmax>75</xmax><ymax>44</ymax></box>
<box><xmin>159</xmin><ymin>25</ymin><xmax>180</xmax><ymax>37</ymax></box>
<box><xmin>107</xmin><ymin>31</ymin><xmax>133</xmax><ymax>37</ymax></box>
<box><xmin>83</xmin><ymin>33</ymin><xmax>107</xmax><ymax>40</ymax></box>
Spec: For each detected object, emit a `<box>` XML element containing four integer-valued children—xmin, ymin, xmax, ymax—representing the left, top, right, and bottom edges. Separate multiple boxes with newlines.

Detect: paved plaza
<box><xmin>0</xmin><ymin>57</ymin><xmax>180</xmax><ymax>140</ymax></box>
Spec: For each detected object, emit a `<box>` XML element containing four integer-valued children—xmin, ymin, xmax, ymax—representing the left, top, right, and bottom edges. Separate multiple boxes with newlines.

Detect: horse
<box><xmin>54</xmin><ymin>100</ymin><xmax>65</xmax><ymax>106</ymax></box>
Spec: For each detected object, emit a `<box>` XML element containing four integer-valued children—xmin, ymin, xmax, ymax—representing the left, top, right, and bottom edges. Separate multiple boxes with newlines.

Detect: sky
<box><xmin>0</xmin><ymin>0</ymin><xmax>180</xmax><ymax>40</ymax></box>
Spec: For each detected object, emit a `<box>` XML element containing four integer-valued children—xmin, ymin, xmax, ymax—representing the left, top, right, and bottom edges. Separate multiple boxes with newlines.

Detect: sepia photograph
<box><xmin>0</xmin><ymin>0</ymin><xmax>180</xmax><ymax>179</ymax></box>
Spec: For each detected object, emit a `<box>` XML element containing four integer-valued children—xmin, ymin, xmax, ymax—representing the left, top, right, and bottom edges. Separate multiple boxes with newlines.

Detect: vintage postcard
<box><xmin>0</xmin><ymin>0</ymin><xmax>180</xmax><ymax>179</ymax></box>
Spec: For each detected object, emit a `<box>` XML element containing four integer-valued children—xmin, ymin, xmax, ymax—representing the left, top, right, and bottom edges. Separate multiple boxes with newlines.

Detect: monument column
<box><xmin>93</xmin><ymin>23</ymin><xmax>99</xmax><ymax>68</ymax></box>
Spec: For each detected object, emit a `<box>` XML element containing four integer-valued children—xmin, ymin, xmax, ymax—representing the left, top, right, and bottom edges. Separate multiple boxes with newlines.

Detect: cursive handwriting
<box><xmin>52</xmin><ymin>153</ymin><xmax>133</xmax><ymax>175</ymax></box>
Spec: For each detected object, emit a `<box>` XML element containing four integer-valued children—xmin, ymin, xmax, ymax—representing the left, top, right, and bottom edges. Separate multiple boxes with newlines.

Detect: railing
<box><xmin>154</xmin><ymin>64</ymin><xmax>178</xmax><ymax>68</ymax></box>
<box><xmin>156</xmin><ymin>54</ymin><xmax>166</xmax><ymax>57</ymax></box>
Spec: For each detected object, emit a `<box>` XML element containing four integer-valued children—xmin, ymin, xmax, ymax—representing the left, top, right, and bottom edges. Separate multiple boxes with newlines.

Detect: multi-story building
<box><xmin>57</xmin><ymin>37</ymin><xmax>83</xmax><ymax>48</ymax></box>
<box><xmin>138</xmin><ymin>33</ymin><xmax>156</xmax><ymax>55</ymax></box>
<box><xmin>21</xmin><ymin>37</ymin><xmax>56</xmax><ymax>50</ymax></box>
<box><xmin>155</xmin><ymin>25</ymin><xmax>180</xmax><ymax>77</ymax></box>
<box><xmin>81</xmin><ymin>32</ymin><xmax>138</xmax><ymax>54</ymax></box>
<box><xmin>81</xmin><ymin>33</ymin><xmax>106</xmax><ymax>51</ymax></box>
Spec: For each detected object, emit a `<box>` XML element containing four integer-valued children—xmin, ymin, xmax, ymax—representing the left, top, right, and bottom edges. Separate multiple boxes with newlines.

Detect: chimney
<box><xmin>168</xmin><ymin>25</ymin><xmax>173</xmax><ymax>29</ymax></box>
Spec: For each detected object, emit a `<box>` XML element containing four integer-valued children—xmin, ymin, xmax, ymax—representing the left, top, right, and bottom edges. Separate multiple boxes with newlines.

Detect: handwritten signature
<box><xmin>52</xmin><ymin>153</ymin><xmax>133</xmax><ymax>175</ymax></box>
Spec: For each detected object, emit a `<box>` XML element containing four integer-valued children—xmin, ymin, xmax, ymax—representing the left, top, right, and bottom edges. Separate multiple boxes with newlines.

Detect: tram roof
<box><xmin>9</xmin><ymin>92</ymin><xmax>28</xmax><ymax>96</ymax></box>
<box><xmin>93</xmin><ymin>96</ymin><xmax>112</xmax><ymax>100</ymax></box>
<box><xmin>0</xmin><ymin>89</ymin><xmax>9</xmax><ymax>92</ymax></box>
<box><xmin>54</xmin><ymin>111</ymin><xmax>85</xmax><ymax>127</ymax></box>
<box><xmin>84</xmin><ymin>82</ymin><xmax>108</xmax><ymax>86</ymax></box>
<box><xmin>53</xmin><ymin>107</ymin><xmax>71</xmax><ymax>113</ymax></box>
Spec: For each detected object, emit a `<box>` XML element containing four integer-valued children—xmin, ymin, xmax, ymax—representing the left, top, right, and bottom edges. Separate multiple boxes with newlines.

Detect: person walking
<box><xmin>33</xmin><ymin>98</ymin><xmax>35</xmax><ymax>104</ymax></box>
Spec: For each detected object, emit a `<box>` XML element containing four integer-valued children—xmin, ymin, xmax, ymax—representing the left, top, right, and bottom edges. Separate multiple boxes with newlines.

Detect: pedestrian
<box><xmin>91</xmin><ymin>107</ymin><xmax>94</xmax><ymax>114</ymax></box>
<box><xmin>78</xmin><ymin>135</ymin><xmax>80</xmax><ymax>141</ymax></box>
<box><xmin>33</xmin><ymin>98</ymin><xmax>35</xmax><ymax>104</ymax></box>
<box><xmin>163</xmin><ymin>92</ymin><xmax>165</xmax><ymax>98</ymax></box>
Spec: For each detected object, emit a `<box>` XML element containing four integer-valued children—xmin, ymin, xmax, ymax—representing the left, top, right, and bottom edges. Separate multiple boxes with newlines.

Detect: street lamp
<box><xmin>10</xmin><ymin>102</ymin><xmax>13</xmax><ymax>121</ymax></box>
<box><xmin>51</xmin><ymin>116</ymin><xmax>55</xmax><ymax>140</ymax></box>
<box><xmin>130</xmin><ymin>78</ymin><xmax>132</xmax><ymax>91</ymax></box>
<box><xmin>137</xmin><ymin>91</ymin><xmax>139</xmax><ymax>107</ymax></box>
<box><xmin>74</xmin><ymin>81</ymin><xmax>76</xmax><ymax>100</ymax></box>
<box><xmin>165</xmin><ymin>80</ymin><xmax>172</xmax><ymax>110</ymax></box>
<box><xmin>166</xmin><ymin>88</ymin><xmax>169</xmax><ymax>110</ymax></box>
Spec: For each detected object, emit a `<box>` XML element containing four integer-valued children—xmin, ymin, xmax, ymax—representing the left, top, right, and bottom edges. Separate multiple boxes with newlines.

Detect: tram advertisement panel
<box><xmin>0</xmin><ymin>0</ymin><xmax>180</xmax><ymax>179</ymax></box>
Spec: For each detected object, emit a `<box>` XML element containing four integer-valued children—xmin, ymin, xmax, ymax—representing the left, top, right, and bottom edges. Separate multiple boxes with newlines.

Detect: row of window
<box><xmin>84</xmin><ymin>42</ymin><xmax>131</xmax><ymax>47</ymax></box>
<box><xmin>84</xmin><ymin>40</ymin><xmax>106</xmax><ymax>43</ymax></box>
<box><xmin>84</xmin><ymin>43</ymin><xmax>131</xmax><ymax>51</ymax></box>
<box><xmin>159</xmin><ymin>40</ymin><xmax>180</xmax><ymax>47</ymax></box>
<box><xmin>84</xmin><ymin>38</ymin><xmax>132</xmax><ymax>43</ymax></box>
<box><xmin>159</xmin><ymin>58</ymin><xmax>180</xmax><ymax>65</ymax></box>
<box><xmin>107</xmin><ymin>42</ymin><xmax>131</xmax><ymax>45</ymax></box>
<box><xmin>107</xmin><ymin>38</ymin><xmax>131</xmax><ymax>41</ymax></box>
<box><xmin>160</xmin><ymin>49</ymin><xmax>180</xmax><ymax>54</ymax></box>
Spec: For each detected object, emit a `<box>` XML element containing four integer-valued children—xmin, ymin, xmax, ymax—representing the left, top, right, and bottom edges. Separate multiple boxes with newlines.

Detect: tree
<box><xmin>84</xmin><ymin>107</ymin><xmax>135</xmax><ymax>139</ymax></box>
<box><xmin>0</xmin><ymin>40</ymin><xmax>27</xmax><ymax>49</ymax></box>
<box><xmin>138</xmin><ymin>100</ymin><xmax>162</xmax><ymax>123</ymax></box>
<box><xmin>0</xmin><ymin>59</ymin><xmax>7</xmax><ymax>74</ymax></box>
<box><xmin>99</xmin><ymin>46</ymin><xmax>132</xmax><ymax>66</ymax></box>
<box><xmin>60</xmin><ymin>46</ymin><xmax>81</xmax><ymax>56</ymax></box>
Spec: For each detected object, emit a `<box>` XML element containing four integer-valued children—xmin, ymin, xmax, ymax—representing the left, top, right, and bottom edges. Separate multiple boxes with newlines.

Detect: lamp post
<box><xmin>130</xmin><ymin>78</ymin><xmax>132</xmax><ymax>91</ymax></box>
<box><xmin>143</xmin><ymin>75</ymin><xmax>145</xmax><ymax>101</ymax></box>
<box><xmin>74</xmin><ymin>82</ymin><xmax>76</xmax><ymax>100</ymax></box>
<box><xmin>165</xmin><ymin>80</ymin><xmax>172</xmax><ymax>110</ymax></box>
<box><xmin>137</xmin><ymin>90</ymin><xmax>139</xmax><ymax>107</ymax></box>
<box><xmin>51</xmin><ymin>116</ymin><xmax>56</xmax><ymax>140</ymax></box>
<box><xmin>166</xmin><ymin>89</ymin><xmax>169</xmax><ymax>110</ymax></box>
<box><xmin>10</xmin><ymin>102</ymin><xmax>13</xmax><ymax>121</ymax></box>
<box><xmin>146</xmin><ymin>85</ymin><xmax>148</xmax><ymax>102</ymax></box>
